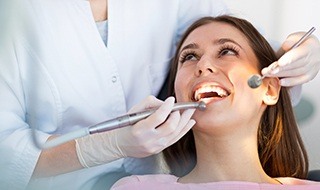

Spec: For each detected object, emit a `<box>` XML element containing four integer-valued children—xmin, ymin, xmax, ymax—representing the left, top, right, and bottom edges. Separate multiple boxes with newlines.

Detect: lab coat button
<box><xmin>112</xmin><ymin>76</ymin><xmax>117</xmax><ymax>83</ymax></box>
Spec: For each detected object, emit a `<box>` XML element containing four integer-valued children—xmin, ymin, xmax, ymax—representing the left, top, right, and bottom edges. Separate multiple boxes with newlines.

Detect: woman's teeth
<box><xmin>194</xmin><ymin>86</ymin><xmax>229</xmax><ymax>101</ymax></box>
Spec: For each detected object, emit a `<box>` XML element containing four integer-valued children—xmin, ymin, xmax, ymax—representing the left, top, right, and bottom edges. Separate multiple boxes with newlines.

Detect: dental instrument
<box><xmin>247</xmin><ymin>27</ymin><xmax>316</xmax><ymax>88</ymax></box>
<box><xmin>32</xmin><ymin>101</ymin><xmax>206</xmax><ymax>149</ymax></box>
<box><xmin>88</xmin><ymin>101</ymin><xmax>206</xmax><ymax>134</ymax></box>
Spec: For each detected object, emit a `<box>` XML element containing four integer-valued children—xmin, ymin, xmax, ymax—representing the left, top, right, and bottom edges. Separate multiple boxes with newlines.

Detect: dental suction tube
<box><xmin>33</xmin><ymin>101</ymin><xmax>206</xmax><ymax>149</ymax></box>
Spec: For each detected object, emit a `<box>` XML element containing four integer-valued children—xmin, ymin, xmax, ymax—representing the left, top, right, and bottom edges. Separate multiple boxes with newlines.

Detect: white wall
<box><xmin>224</xmin><ymin>0</ymin><xmax>320</xmax><ymax>170</ymax></box>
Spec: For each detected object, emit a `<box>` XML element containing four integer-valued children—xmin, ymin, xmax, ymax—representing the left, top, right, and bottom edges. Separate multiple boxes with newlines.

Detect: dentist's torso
<box><xmin>3</xmin><ymin>0</ymin><xmax>227</xmax><ymax>189</ymax></box>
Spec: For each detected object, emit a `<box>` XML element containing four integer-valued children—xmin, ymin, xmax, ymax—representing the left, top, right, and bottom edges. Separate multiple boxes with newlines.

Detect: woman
<box><xmin>111</xmin><ymin>15</ymin><xmax>320</xmax><ymax>189</ymax></box>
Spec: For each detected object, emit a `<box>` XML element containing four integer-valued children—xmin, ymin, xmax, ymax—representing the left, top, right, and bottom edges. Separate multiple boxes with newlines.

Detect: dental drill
<box><xmin>247</xmin><ymin>27</ymin><xmax>316</xmax><ymax>88</ymax></box>
<box><xmin>88</xmin><ymin>101</ymin><xmax>206</xmax><ymax>134</ymax></box>
<box><xmin>32</xmin><ymin>101</ymin><xmax>206</xmax><ymax>149</ymax></box>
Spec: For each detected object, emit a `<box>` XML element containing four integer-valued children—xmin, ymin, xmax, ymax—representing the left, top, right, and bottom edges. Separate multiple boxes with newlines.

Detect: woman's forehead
<box><xmin>182</xmin><ymin>22</ymin><xmax>249</xmax><ymax>48</ymax></box>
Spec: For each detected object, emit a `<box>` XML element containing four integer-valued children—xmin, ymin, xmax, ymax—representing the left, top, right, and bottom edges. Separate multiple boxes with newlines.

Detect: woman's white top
<box><xmin>0</xmin><ymin>0</ymin><xmax>228</xmax><ymax>189</ymax></box>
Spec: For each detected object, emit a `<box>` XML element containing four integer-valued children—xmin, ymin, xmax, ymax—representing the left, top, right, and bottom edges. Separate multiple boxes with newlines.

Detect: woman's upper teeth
<box><xmin>194</xmin><ymin>85</ymin><xmax>229</xmax><ymax>101</ymax></box>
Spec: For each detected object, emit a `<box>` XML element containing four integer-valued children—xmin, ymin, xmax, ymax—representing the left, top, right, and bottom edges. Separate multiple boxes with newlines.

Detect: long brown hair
<box><xmin>163</xmin><ymin>15</ymin><xmax>308</xmax><ymax>178</ymax></box>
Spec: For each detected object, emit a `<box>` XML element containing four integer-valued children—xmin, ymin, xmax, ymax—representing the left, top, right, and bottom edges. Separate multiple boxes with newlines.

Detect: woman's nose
<box><xmin>195</xmin><ymin>59</ymin><xmax>219</xmax><ymax>77</ymax></box>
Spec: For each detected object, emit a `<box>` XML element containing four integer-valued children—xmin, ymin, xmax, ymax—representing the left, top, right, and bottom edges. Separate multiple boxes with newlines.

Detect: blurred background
<box><xmin>224</xmin><ymin>0</ymin><xmax>320</xmax><ymax>170</ymax></box>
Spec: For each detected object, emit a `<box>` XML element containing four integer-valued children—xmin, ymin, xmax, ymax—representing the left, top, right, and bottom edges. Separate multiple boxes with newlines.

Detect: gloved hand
<box><xmin>261</xmin><ymin>32</ymin><xmax>320</xmax><ymax>87</ymax></box>
<box><xmin>75</xmin><ymin>96</ymin><xmax>196</xmax><ymax>167</ymax></box>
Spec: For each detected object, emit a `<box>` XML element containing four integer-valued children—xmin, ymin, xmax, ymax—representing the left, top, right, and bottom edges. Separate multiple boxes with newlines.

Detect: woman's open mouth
<box><xmin>192</xmin><ymin>84</ymin><xmax>230</xmax><ymax>102</ymax></box>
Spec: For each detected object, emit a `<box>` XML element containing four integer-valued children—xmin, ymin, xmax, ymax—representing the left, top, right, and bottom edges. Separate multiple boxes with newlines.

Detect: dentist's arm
<box><xmin>75</xmin><ymin>96</ymin><xmax>195</xmax><ymax>168</ymax></box>
<box><xmin>32</xmin><ymin>96</ymin><xmax>195</xmax><ymax>177</ymax></box>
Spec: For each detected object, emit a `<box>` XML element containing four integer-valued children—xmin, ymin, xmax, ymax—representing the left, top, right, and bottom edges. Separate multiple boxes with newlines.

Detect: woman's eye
<box><xmin>220</xmin><ymin>49</ymin><xmax>237</xmax><ymax>56</ymax></box>
<box><xmin>185</xmin><ymin>54</ymin><xmax>197</xmax><ymax>61</ymax></box>
<box><xmin>180</xmin><ymin>53</ymin><xmax>198</xmax><ymax>63</ymax></box>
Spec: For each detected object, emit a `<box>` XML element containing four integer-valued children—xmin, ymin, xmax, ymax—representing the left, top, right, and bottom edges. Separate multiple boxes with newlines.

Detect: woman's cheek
<box><xmin>174</xmin><ymin>79</ymin><xmax>183</xmax><ymax>101</ymax></box>
<box><xmin>174</xmin><ymin>73</ymin><xmax>188</xmax><ymax>101</ymax></box>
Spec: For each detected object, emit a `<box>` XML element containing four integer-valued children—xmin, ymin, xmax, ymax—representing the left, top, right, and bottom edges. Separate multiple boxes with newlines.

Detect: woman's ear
<box><xmin>262</xmin><ymin>78</ymin><xmax>281</xmax><ymax>105</ymax></box>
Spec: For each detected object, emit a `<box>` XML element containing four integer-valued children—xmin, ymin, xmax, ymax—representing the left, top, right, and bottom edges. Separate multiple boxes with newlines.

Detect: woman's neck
<box><xmin>179</xmin><ymin>132</ymin><xmax>277</xmax><ymax>184</ymax></box>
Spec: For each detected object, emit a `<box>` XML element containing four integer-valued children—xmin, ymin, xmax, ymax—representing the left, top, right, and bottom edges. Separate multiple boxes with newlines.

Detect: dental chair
<box><xmin>307</xmin><ymin>170</ymin><xmax>320</xmax><ymax>182</ymax></box>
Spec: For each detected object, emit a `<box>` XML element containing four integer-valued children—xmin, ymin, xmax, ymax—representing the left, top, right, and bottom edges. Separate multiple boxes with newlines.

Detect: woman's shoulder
<box><xmin>121</xmin><ymin>174</ymin><xmax>178</xmax><ymax>183</ymax></box>
<box><xmin>276</xmin><ymin>177</ymin><xmax>320</xmax><ymax>185</ymax></box>
<box><xmin>111</xmin><ymin>174</ymin><xmax>178</xmax><ymax>189</ymax></box>
<box><xmin>111</xmin><ymin>175</ymin><xmax>320</xmax><ymax>190</ymax></box>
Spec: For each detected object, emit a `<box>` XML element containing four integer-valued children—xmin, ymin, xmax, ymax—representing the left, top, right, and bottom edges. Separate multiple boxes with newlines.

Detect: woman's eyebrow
<box><xmin>179</xmin><ymin>38</ymin><xmax>243</xmax><ymax>55</ymax></box>
<box><xmin>179</xmin><ymin>43</ymin><xmax>199</xmax><ymax>54</ymax></box>
<box><xmin>214</xmin><ymin>38</ymin><xmax>243</xmax><ymax>49</ymax></box>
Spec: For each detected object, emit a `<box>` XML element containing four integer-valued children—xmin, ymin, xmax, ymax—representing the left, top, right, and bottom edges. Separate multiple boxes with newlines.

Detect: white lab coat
<box><xmin>0</xmin><ymin>0</ymin><xmax>228</xmax><ymax>189</ymax></box>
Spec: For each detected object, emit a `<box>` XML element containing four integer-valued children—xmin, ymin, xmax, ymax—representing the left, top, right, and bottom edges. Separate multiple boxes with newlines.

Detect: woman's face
<box><xmin>175</xmin><ymin>22</ymin><xmax>272</xmax><ymax>133</ymax></box>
